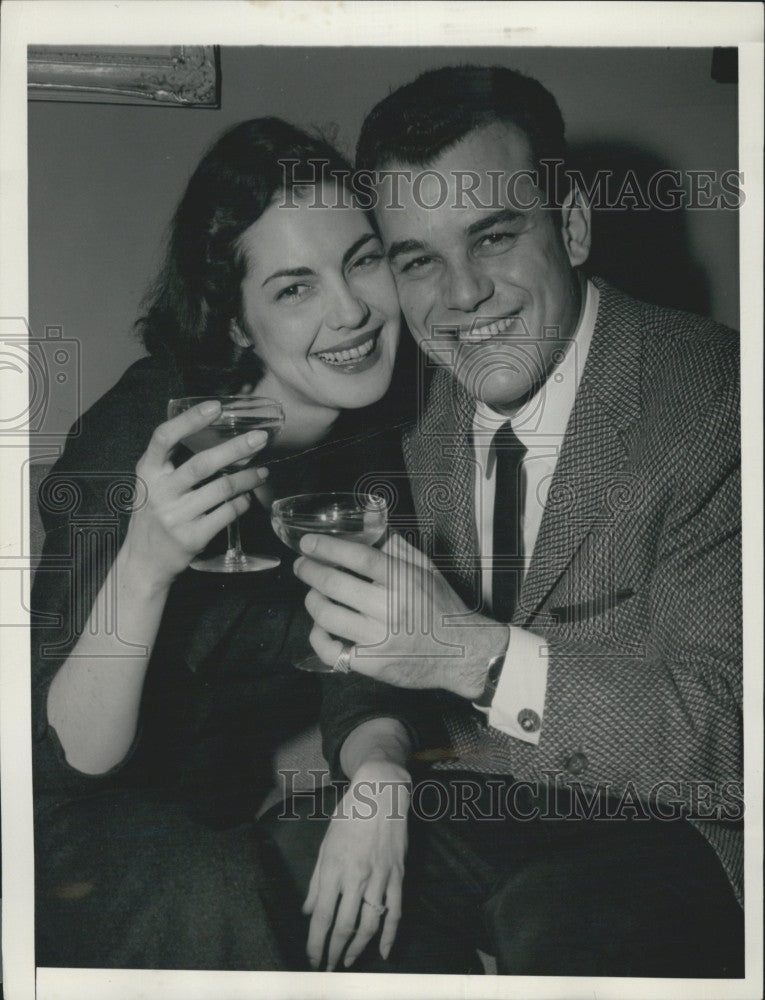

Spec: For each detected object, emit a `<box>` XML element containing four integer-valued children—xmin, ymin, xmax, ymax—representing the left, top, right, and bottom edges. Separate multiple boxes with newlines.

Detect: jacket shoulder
<box><xmin>594</xmin><ymin>279</ymin><xmax>739</xmax><ymax>404</ymax></box>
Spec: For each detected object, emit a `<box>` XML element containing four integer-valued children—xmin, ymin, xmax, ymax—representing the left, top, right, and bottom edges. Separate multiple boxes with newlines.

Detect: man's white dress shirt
<box><xmin>472</xmin><ymin>279</ymin><xmax>599</xmax><ymax>742</ymax></box>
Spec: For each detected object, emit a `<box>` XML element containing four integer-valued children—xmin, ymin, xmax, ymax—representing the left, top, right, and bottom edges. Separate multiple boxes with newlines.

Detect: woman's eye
<box><xmin>351</xmin><ymin>251</ymin><xmax>384</xmax><ymax>270</ymax></box>
<box><xmin>276</xmin><ymin>283</ymin><xmax>310</xmax><ymax>302</ymax></box>
<box><xmin>399</xmin><ymin>255</ymin><xmax>435</xmax><ymax>274</ymax></box>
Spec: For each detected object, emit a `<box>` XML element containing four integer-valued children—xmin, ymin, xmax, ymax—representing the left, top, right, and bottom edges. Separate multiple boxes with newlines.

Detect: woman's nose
<box><xmin>444</xmin><ymin>261</ymin><xmax>494</xmax><ymax>313</ymax></box>
<box><xmin>325</xmin><ymin>282</ymin><xmax>370</xmax><ymax>331</ymax></box>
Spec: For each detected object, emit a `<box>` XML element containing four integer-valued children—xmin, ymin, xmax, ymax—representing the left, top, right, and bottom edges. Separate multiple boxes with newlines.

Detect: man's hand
<box><xmin>293</xmin><ymin>533</ymin><xmax>509</xmax><ymax>699</ymax></box>
<box><xmin>304</xmin><ymin>761</ymin><xmax>410</xmax><ymax>970</ymax></box>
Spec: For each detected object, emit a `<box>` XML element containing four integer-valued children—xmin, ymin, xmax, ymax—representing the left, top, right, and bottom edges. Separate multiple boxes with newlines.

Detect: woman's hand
<box><xmin>304</xmin><ymin>760</ymin><xmax>411</xmax><ymax>971</ymax></box>
<box><xmin>123</xmin><ymin>400</ymin><xmax>269</xmax><ymax>591</ymax></box>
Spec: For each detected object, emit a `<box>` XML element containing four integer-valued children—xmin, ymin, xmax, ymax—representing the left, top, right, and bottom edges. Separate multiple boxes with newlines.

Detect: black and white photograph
<box><xmin>1</xmin><ymin>3</ymin><xmax>762</xmax><ymax>999</ymax></box>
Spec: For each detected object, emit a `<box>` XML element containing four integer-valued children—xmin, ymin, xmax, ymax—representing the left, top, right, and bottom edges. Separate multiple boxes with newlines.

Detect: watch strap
<box><xmin>472</xmin><ymin>631</ymin><xmax>510</xmax><ymax>711</ymax></box>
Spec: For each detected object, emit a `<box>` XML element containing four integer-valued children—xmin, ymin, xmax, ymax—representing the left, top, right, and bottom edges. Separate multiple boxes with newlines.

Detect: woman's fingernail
<box><xmin>246</xmin><ymin>430</ymin><xmax>267</xmax><ymax>447</ymax></box>
<box><xmin>381</xmin><ymin>944</ymin><xmax>391</xmax><ymax>960</ymax></box>
<box><xmin>293</xmin><ymin>557</ymin><xmax>303</xmax><ymax>573</ymax></box>
<box><xmin>201</xmin><ymin>400</ymin><xmax>219</xmax><ymax>415</ymax></box>
<box><xmin>256</xmin><ymin>466</ymin><xmax>269</xmax><ymax>478</ymax></box>
<box><xmin>344</xmin><ymin>954</ymin><xmax>356</xmax><ymax>968</ymax></box>
<box><xmin>300</xmin><ymin>534</ymin><xmax>317</xmax><ymax>554</ymax></box>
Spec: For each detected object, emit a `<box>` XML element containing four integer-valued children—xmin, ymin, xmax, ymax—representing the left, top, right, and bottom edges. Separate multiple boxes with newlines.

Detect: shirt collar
<box><xmin>474</xmin><ymin>277</ymin><xmax>600</xmax><ymax>448</ymax></box>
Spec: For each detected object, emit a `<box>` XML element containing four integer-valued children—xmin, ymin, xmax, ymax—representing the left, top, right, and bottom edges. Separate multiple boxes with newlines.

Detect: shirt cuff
<box><xmin>486</xmin><ymin>626</ymin><xmax>548</xmax><ymax>744</ymax></box>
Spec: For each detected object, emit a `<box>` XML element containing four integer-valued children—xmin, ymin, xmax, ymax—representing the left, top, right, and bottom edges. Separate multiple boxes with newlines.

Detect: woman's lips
<box><xmin>311</xmin><ymin>327</ymin><xmax>382</xmax><ymax>372</ymax></box>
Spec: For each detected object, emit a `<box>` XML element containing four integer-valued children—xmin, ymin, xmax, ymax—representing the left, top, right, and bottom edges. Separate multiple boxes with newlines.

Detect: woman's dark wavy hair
<box><xmin>137</xmin><ymin>117</ymin><xmax>354</xmax><ymax>394</ymax></box>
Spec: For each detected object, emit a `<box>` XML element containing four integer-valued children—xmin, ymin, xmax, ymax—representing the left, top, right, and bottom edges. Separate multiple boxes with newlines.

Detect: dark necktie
<box><xmin>491</xmin><ymin>421</ymin><xmax>527</xmax><ymax>622</ymax></box>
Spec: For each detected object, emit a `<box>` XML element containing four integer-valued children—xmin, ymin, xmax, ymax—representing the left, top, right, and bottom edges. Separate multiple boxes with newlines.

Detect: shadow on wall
<box><xmin>571</xmin><ymin>142</ymin><xmax>711</xmax><ymax>319</ymax></box>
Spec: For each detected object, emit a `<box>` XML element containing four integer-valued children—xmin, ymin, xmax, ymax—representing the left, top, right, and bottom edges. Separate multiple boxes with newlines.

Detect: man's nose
<box><xmin>325</xmin><ymin>282</ymin><xmax>370</xmax><ymax>331</ymax></box>
<box><xmin>443</xmin><ymin>260</ymin><xmax>494</xmax><ymax>313</ymax></box>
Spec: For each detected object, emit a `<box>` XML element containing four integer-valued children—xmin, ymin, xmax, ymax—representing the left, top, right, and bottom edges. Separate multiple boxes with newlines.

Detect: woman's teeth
<box><xmin>315</xmin><ymin>335</ymin><xmax>376</xmax><ymax>365</ymax></box>
<box><xmin>459</xmin><ymin>314</ymin><xmax>519</xmax><ymax>342</ymax></box>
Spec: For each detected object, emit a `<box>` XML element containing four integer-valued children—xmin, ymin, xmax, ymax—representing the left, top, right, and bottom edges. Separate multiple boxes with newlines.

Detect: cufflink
<box><xmin>517</xmin><ymin>708</ymin><xmax>541</xmax><ymax>733</ymax></box>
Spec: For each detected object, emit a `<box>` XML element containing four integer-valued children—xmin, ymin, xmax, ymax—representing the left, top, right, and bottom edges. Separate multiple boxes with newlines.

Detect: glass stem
<box><xmin>225</xmin><ymin>516</ymin><xmax>245</xmax><ymax>566</ymax></box>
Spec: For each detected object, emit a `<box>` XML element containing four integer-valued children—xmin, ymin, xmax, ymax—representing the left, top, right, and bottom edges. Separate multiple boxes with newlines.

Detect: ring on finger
<box><xmin>333</xmin><ymin>642</ymin><xmax>354</xmax><ymax>674</ymax></box>
<box><xmin>362</xmin><ymin>897</ymin><xmax>387</xmax><ymax>916</ymax></box>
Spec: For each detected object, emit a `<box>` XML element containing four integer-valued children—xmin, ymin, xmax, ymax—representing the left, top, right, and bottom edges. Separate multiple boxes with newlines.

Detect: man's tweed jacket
<box><xmin>320</xmin><ymin>278</ymin><xmax>743</xmax><ymax>903</ymax></box>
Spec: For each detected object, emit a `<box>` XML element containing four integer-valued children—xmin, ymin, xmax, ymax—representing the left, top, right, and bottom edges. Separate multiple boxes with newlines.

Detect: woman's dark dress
<box><xmin>31</xmin><ymin>355</ymin><xmax>412</xmax><ymax>969</ymax></box>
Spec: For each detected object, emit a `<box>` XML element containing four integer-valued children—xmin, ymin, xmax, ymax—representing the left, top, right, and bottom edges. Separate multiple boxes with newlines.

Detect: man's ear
<box><xmin>560</xmin><ymin>186</ymin><xmax>591</xmax><ymax>268</ymax></box>
<box><xmin>229</xmin><ymin>318</ymin><xmax>251</xmax><ymax>349</ymax></box>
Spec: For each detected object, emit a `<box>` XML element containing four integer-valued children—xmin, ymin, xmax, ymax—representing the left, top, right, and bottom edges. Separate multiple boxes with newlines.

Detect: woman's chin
<box><xmin>325</xmin><ymin>369</ymin><xmax>392</xmax><ymax>409</ymax></box>
<box><xmin>309</xmin><ymin>350</ymin><xmax>394</xmax><ymax>409</ymax></box>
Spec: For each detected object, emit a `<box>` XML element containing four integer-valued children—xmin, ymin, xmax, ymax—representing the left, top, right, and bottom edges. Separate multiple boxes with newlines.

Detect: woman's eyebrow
<box><xmin>342</xmin><ymin>233</ymin><xmax>379</xmax><ymax>268</ymax></box>
<box><xmin>262</xmin><ymin>265</ymin><xmax>314</xmax><ymax>287</ymax></box>
<box><xmin>262</xmin><ymin>234</ymin><xmax>379</xmax><ymax>286</ymax></box>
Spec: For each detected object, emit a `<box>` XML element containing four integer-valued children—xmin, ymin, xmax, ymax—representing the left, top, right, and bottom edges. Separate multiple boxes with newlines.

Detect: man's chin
<box><xmin>454</xmin><ymin>365</ymin><xmax>534</xmax><ymax>411</ymax></box>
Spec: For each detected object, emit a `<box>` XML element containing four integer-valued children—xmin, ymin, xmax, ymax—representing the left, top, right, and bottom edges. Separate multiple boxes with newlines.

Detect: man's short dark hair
<box><xmin>356</xmin><ymin>64</ymin><xmax>567</xmax><ymax>204</ymax></box>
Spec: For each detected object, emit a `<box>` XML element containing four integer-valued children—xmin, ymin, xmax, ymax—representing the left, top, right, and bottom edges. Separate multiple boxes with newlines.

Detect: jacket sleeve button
<box><xmin>517</xmin><ymin>709</ymin><xmax>541</xmax><ymax>733</ymax></box>
<box><xmin>565</xmin><ymin>752</ymin><xmax>589</xmax><ymax>775</ymax></box>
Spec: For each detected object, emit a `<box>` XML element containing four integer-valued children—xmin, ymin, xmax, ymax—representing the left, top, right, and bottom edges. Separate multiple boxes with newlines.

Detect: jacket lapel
<box><xmin>403</xmin><ymin>368</ymin><xmax>481</xmax><ymax>606</ymax></box>
<box><xmin>517</xmin><ymin>278</ymin><xmax>645</xmax><ymax>624</ymax></box>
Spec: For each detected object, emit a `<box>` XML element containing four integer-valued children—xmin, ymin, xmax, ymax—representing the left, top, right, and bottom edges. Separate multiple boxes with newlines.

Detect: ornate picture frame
<box><xmin>27</xmin><ymin>45</ymin><xmax>220</xmax><ymax>107</ymax></box>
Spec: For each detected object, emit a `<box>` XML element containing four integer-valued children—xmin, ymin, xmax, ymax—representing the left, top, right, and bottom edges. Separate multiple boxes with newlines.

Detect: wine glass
<box><xmin>168</xmin><ymin>395</ymin><xmax>285</xmax><ymax>573</ymax></box>
<box><xmin>271</xmin><ymin>491</ymin><xmax>388</xmax><ymax>671</ymax></box>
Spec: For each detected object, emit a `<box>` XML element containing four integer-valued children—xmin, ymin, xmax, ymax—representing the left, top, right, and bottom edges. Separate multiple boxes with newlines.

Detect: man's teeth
<box><xmin>460</xmin><ymin>314</ymin><xmax>518</xmax><ymax>342</ymax></box>
<box><xmin>315</xmin><ymin>336</ymin><xmax>376</xmax><ymax>365</ymax></box>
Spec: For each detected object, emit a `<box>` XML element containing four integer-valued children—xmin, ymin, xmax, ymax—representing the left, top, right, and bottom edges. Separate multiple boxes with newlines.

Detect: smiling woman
<box><xmin>31</xmin><ymin>117</ymin><xmax>415</xmax><ymax>970</ymax></box>
<box><xmin>231</xmin><ymin>184</ymin><xmax>400</xmax><ymax>449</ymax></box>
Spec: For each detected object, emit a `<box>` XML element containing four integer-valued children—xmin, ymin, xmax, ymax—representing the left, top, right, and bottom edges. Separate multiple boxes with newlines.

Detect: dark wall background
<box><xmin>28</xmin><ymin>46</ymin><xmax>739</xmax><ymax>430</ymax></box>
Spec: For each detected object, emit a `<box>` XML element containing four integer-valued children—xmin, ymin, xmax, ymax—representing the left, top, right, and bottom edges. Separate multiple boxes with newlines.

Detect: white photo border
<box><xmin>1</xmin><ymin>3</ymin><xmax>762</xmax><ymax>999</ymax></box>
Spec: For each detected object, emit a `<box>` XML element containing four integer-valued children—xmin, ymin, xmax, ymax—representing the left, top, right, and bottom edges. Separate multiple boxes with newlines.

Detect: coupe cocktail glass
<box><xmin>271</xmin><ymin>491</ymin><xmax>388</xmax><ymax>671</ymax></box>
<box><xmin>168</xmin><ymin>395</ymin><xmax>284</xmax><ymax>572</ymax></box>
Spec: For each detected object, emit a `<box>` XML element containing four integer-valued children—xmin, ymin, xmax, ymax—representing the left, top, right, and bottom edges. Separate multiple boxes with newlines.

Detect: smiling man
<box><xmin>290</xmin><ymin>65</ymin><xmax>744</xmax><ymax>976</ymax></box>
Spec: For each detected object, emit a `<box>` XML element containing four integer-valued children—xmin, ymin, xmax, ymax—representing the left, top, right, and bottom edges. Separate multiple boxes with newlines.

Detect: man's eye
<box><xmin>476</xmin><ymin>231</ymin><xmax>515</xmax><ymax>249</ymax></box>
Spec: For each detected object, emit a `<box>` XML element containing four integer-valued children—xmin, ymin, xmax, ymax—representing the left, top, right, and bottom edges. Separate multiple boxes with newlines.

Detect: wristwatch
<box><xmin>472</xmin><ymin>630</ymin><xmax>511</xmax><ymax>713</ymax></box>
